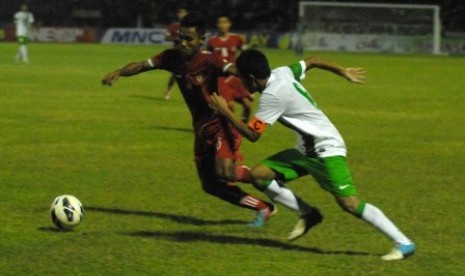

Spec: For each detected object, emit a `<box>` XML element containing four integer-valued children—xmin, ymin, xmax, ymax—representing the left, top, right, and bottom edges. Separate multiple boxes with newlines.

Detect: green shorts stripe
<box><xmin>261</xmin><ymin>149</ymin><xmax>358</xmax><ymax>197</ymax></box>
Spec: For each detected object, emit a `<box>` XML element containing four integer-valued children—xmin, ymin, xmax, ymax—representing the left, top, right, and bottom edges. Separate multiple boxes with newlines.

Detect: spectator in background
<box><xmin>162</xmin><ymin>7</ymin><xmax>188</xmax><ymax>100</ymax></box>
<box><xmin>14</xmin><ymin>4</ymin><xmax>34</xmax><ymax>64</ymax></box>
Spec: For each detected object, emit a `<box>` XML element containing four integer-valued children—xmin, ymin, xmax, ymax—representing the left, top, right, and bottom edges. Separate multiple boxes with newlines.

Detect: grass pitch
<box><xmin>0</xmin><ymin>43</ymin><xmax>464</xmax><ymax>275</ymax></box>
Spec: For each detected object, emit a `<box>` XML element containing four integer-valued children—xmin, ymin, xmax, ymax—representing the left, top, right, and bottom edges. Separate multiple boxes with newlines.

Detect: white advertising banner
<box><xmin>300</xmin><ymin>33</ymin><xmax>426</xmax><ymax>54</ymax></box>
<box><xmin>31</xmin><ymin>28</ymin><xmax>85</xmax><ymax>42</ymax></box>
<box><xmin>101</xmin><ymin>28</ymin><xmax>170</xmax><ymax>45</ymax></box>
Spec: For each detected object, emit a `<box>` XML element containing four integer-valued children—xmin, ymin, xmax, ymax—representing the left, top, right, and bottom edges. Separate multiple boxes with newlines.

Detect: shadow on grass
<box><xmin>128</xmin><ymin>95</ymin><xmax>167</xmax><ymax>102</ymax></box>
<box><xmin>124</xmin><ymin>230</ymin><xmax>373</xmax><ymax>256</ymax></box>
<box><xmin>152</xmin><ymin>126</ymin><xmax>193</xmax><ymax>133</ymax></box>
<box><xmin>86</xmin><ymin>206</ymin><xmax>247</xmax><ymax>226</ymax></box>
<box><xmin>38</xmin><ymin>226</ymin><xmax>71</xmax><ymax>233</ymax></box>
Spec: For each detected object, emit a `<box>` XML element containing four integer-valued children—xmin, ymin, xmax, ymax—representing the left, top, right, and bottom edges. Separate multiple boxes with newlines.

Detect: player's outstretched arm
<box><xmin>210</xmin><ymin>93</ymin><xmax>261</xmax><ymax>142</ymax></box>
<box><xmin>304</xmin><ymin>56</ymin><xmax>366</xmax><ymax>84</ymax></box>
<box><xmin>102</xmin><ymin>61</ymin><xmax>155</xmax><ymax>86</ymax></box>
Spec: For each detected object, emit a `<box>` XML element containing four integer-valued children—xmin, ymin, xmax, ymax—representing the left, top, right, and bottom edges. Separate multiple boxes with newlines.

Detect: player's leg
<box><xmin>213</xmin><ymin>127</ymin><xmax>252</xmax><ymax>184</ymax></box>
<box><xmin>16</xmin><ymin>36</ymin><xmax>24</xmax><ymax>62</ymax></box>
<box><xmin>195</xmin><ymin>136</ymin><xmax>275</xmax><ymax>227</ymax></box>
<box><xmin>163</xmin><ymin>74</ymin><xmax>176</xmax><ymax>100</ymax></box>
<box><xmin>18</xmin><ymin>36</ymin><xmax>29</xmax><ymax>63</ymax></box>
<box><xmin>251</xmin><ymin>149</ymin><xmax>323</xmax><ymax>240</ymax></box>
<box><xmin>311</xmin><ymin>156</ymin><xmax>415</xmax><ymax>260</ymax></box>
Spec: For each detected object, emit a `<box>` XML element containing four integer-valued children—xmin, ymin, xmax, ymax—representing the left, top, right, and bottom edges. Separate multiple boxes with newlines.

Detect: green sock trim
<box><xmin>257</xmin><ymin>180</ymin><xmax>273</xmax><ymax>191</ymax></box>
<box><xmin>355</xmin><ymin>201</ymin><xmax>367</xmax><ymax>218</ymax></box>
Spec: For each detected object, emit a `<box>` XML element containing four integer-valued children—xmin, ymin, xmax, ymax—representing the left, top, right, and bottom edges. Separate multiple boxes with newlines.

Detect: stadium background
<box><xmin>1</xmin><ymin>0</ymin><xmax>465</xmax><ymax>53</ymax></box>
<box><xmin>2</xmin><ymin>0</ymin><xmax>465</xmax><ymax>274</ymax></box>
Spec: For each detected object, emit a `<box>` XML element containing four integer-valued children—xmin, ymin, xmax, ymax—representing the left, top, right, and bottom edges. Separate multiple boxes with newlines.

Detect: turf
<box><xmin>0</xmin><ymin>43</ymin><xmax>464</xmax><ymax>275</ymax></box>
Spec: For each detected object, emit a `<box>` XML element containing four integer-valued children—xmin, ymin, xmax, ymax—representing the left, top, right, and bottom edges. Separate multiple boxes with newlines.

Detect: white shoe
<box><xmin>287</xmin><ymin>208</ymin><xmax>323</xmax><ymax>241</ymax></box>
<box><xmin>381</xmin><ymin>242</ymin><xmax>416</xmax><ymax>261</ymax></box>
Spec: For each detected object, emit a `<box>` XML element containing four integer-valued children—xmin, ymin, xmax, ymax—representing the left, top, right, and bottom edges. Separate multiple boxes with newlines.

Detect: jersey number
<box><xmin>293</xmin><ymin>82</ymin><xmax>317</xmax><ymax>107</ymax></box>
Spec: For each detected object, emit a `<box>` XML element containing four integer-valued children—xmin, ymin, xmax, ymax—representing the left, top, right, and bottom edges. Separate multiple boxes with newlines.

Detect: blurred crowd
<box><xmin>0</xmin><ymin>0</ymin><xmax>464</xmax><ymax>34</ymax></box>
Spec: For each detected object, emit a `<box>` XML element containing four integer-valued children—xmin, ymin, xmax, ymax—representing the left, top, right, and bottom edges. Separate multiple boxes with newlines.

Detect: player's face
<box><xmin>177</xmin><ymin>9</ymin><xmax>188</xmax><ymax>20</ymax></box>
<box><xmin>179</xmin><ymin>27</ymin><xmax>204</xmax><ymax>57</ymax></box>
<box><xmin>21</xmin><ymin>4</ymin><xmax>28</xmax><ymax>11</ymax></box>
<box><xmin>238</xmin><ymin>72</ymin><xmax>258</xmax><ymax>93</ymax></box>
<box><xmin>217</xmin><ymin>17</ymin><xmax>231</xmax><ymax>33</ymax></box>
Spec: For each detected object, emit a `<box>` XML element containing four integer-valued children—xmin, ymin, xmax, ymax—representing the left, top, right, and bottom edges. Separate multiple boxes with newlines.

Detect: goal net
<box><xmin>296</xmin><ymin>1</ymin><xmax>441</xmax><ymax>54</ymax></box>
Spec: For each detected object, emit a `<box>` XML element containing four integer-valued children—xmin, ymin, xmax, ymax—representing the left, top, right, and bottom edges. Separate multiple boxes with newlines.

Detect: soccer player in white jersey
<box><xmin>14</xmin><ymin>4</ymin><xmax>34</xmax><ymax>63</ymax></box>
<box><xmin>210</xmin><ymin>49</ymin><xmax>415</xmax><ymax>261</ymax></box>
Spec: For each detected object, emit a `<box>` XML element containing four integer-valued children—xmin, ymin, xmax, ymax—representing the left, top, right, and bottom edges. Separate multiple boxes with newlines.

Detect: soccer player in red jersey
<box><xmin>102</xmin><ymin>13</ymin><xmax>275</xmax><ymax>227</ymax></box>
<box><xmin>207</xmin><ymin>15</ymin><xmax>253</xmax><ymax>123</ymax></box>
<box><xmin>163</xmin><ymin>7</ymin><xmax>188</xmax><ymax>100</ymax></box>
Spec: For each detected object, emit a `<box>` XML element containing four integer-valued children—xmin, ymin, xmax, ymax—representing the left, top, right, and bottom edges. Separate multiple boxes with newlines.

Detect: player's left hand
<box><xmin>102</xmin><ymin>71</ymin><xmax>120</xmax><ymax>86</ymax></box>
<box><xmin>209</xmin><ymin>93</ymin><xmax>230</xmax><ymax>116</ymax></box>
<box><xmin>344</xmin><ymin>68</ymin><xmax>366</xmax><ymax>84</ymax></box>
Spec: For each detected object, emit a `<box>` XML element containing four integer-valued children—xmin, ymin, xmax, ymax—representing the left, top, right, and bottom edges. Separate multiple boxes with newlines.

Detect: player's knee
<box><xmin>215</xmin><ymin>166</ymin><xmax>236</xmax><ymax>182</ymax></box>
<box><xmin>251</xmin><ymin>165</ymin><xmax>274</xmax><ymax>182</ymax></box>
<box><xmin>336</xmin><ymin>196</ymin><xmax>360</xmax><ymax>215</ymax></box>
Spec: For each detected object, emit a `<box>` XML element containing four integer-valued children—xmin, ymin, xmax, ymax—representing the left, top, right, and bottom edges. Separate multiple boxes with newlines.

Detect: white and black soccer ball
<box><xmin>50</xmin><ymin>195</ymin><xmax>84</xmax><ymax>230</ymax></box>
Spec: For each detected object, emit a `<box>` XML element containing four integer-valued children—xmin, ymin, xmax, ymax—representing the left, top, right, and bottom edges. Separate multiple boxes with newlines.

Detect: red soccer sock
<box><xmin>240</xmin><ymin>195</ymin><xmax>268</xmax><ymax>211</ymax></box>
<box><xmin>235</xmin><ymin>165</ymin><xmax>251</xmax><ymax>183</ymax></box>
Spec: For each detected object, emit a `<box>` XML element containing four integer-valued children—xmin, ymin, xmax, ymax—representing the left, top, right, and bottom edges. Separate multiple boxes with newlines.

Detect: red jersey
<box><xmin>166</xmin><ymin>22</ymin><xmax>181</xmax><ymax>46</ymax></box>
<box><xmin>207</xmin><ymin>33</ymin><xmax>245</xmax><ymax>63</ymax></box>
<box><xmin>149</xmin><ymin>49</ymin><xmax>228</xmax><ymax>130</ymax></box>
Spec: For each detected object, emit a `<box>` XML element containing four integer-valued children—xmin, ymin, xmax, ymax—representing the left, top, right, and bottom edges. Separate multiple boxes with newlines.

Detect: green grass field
<box><xmin>1</xmin><ymin>43</ymin><xmax>464</xmax><ymax>275</ymax></box>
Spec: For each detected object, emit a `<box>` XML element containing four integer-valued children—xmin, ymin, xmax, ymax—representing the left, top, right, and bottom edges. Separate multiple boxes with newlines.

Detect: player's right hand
<box><xmin>102</xmin><ymin>71</ymin><xmax>120</xmax><ymax>86</ymax></box>
<box><xmin>344</xmin><ymin>68</ymin><xmax>366</xmax><ymax>84</ymax></box>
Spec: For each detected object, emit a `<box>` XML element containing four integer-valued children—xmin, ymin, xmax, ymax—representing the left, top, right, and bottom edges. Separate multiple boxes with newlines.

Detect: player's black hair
<box><xmin>236</xmin><ymin>49</ymin><xmax>271</xmax><ymax>79</ymax></box>
<box><xmin>180</xmin><ymin>12</ymin><xmax>206</xmax><ymax>38</ymax></box>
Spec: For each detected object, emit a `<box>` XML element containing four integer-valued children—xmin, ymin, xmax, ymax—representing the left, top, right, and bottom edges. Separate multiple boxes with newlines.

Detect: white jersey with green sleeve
<box><xmin>14</xmin><ymin>11</ymin><xmax>34</xmax><ymax>37</ymax></box>
<box><xmin>254</xmin><ymin>61</ymin><xmax>347</xmax><ymax>158</ymax></box>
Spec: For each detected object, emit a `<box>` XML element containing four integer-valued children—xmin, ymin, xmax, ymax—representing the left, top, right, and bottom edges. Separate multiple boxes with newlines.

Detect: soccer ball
<box><xmin>50</xmin><ymin>195</ymin><xmax>84</xmax><ymax>230</ymax></box>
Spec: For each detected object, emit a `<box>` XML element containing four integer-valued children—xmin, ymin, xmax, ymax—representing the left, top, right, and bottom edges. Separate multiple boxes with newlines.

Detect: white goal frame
<box><xmin>298</xmin><ymin>1</ymin><xmax>441</xmax><ymax>54</ymax></box>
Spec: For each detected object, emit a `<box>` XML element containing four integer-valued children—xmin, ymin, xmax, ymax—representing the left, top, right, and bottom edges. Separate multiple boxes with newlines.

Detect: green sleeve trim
<box><xmin>287</xmin><ymin>60</ymin><xmax>306</xmax><ymax>81</ymax></box>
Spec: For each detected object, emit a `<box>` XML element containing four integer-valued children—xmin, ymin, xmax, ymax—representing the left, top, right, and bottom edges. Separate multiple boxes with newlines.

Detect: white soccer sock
<box><xmin>20</xmin><ymin>45</ymin><xmax>28</xmax><ymax>63</ymax></box>
<box><xmin>361</xmin><ymin>203</ymin><xmax>411</xmax><ymax>245</ymax></box>
<box><xmin>264</xmin><ymin>180</ymin><xmax>299</xmax><ymax>211</ymax></box>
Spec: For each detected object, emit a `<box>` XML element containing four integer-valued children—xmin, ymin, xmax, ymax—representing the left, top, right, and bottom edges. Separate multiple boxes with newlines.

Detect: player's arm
<box><xmin>210</xmin><ymin>93</ymin><xmax>261</xmax><ymax>142</ymax></box>
<box><xmin>238</xmin><ymin>97</ymin><xmax>253</xmax><ymax>123</ymax></box>
<box><xmin>303</xmin><ymin>56</ymin><xmax>366</xmax><ymax>84</ymax></box>
<box><xmin>102</xmin><ymin>60</ymin><xmax>156</xmax><ymax>86</ymax></box>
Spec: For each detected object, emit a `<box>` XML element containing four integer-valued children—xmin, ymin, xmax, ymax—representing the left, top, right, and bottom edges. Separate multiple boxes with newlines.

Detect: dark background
<box><xmin>1</xmin><ymin>0</ymin><xmax>464</xmax><ymax>33</ymax></box>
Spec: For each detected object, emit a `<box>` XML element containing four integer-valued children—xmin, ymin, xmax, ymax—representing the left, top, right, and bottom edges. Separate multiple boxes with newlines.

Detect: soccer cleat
<box><xmin>247</xmin><ymin>204</ymin><xmax>278</xmax><ymax>228</ymax></box>
<box><xmin>163</xmin><ymin>91</ymin><xmax>172</xmax><ymax>100</ymax></box>
<box><xmin>287</xmin><ymin>208</ymin><xmax>323</xmax><ymax>241</ymax></box>
<box><xmin>381</xmin><ymin>242</ymin><xmax>416</xmax><ymax>261</ymax></box>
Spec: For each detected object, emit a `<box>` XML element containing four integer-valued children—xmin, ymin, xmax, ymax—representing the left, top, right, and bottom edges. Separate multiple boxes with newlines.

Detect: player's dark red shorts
<box><xmin>194</xmin><ymin>119</ymin><xmax>243</xmax><ymax>164</ymax></box>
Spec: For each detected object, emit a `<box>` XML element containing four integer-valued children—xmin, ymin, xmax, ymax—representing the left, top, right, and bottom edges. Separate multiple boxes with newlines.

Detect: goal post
<box><xmin>297</xmin><ymin>1</ymin><xmax>441</xmax><ymax>55</ymax></box>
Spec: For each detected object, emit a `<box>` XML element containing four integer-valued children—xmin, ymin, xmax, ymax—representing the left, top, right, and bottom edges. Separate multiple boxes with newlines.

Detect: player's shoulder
<box><xmin>192</xmin><ymin>50</ymin><xmax>225</xmax><ymax>66</ymax></box>
<box><xmin>161</xmin><ymin>48</ymin><xmax>182</xmax><ymax>56</ymax></box>
<box><xmin>229</xmin><ymin>33</ymin><xmax>243</xmax><ymax>39</ymax></box>
<box><xmin>272</xmin><ymin>66</ymin><xmax>294</xmax><ymax>78</ymax></box>
<box><xmin>155</xmin><ymin>48</ymin><xmax>183</xmax><ymax>62</ymax></box>
<box><xmin>207</xmin><ymin>35</ymin><xmax>219</xmax><ymax>44</ymax></box>
<box><xmin>264</xmin><ymin>69</ymin><xmax>295</xmax><ymax>95</ymax></box>
<box><xmin>167</xmin><ymin>22</ymin><xmax>180</xmax><ymax>31</ymax></box>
